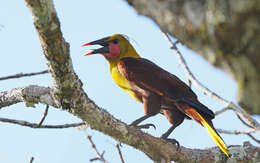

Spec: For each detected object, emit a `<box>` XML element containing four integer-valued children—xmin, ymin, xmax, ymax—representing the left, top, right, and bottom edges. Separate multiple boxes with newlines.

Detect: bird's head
<box><xmin>82</xmin><ymin>34</ymin><xmax>140</xmax><ymax>61</ymax></box>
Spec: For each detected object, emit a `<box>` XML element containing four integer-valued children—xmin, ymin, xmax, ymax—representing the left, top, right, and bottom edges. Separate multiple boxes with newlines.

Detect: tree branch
<box><xmin>2</xmin><ymin>84</ymin><xmax>258</xmax><ymax>161</ymax></box>
<box><xmin>87</xmin><ymin>136</ymin><xmax>109</xmax><ymax>163</ymax></box>
<box><xmin>236</xmin><ymin>113</ymin><xmax>255</xmax><ymax>129</ymax></box>
<box><xmin>247</xmin><ymin>134</ymin><xmax>260</xmax><ymax>144</ymax></box>
<box><xmin>29</xmin><ymin>157</ymin><xmax>34</xmax><ymax>163</ymax></box>
<box><xmin>161</xmin><ymin>31</ymin><xmax>260</xmax><ymax>131</ymax></box>
<box><xmin>0</xmin><ymin>85</ymin><xmax>58</xmax><ymax>109</ymax></box>
<box><xmin>38</xmin><ymin>105</ymin><xmax>49</xmax><ymax>126</ymax></box>
<box><xmin>214</xmin><ymin>106</ymin><xmax>230</xmax><ymax>116</ymax></box>
<box><xmin>217</xmin><ymin>128</ymin><xmax>258</xmax><ymax>135</ymax></box>
<box><xmin>0</xmin><ymin>117</ymin><xmax>84</xmax><ymax>129</ymax></box>
<box><xmin>116</xmin><ymin>144</ymin><xmax>125</xmax><ymax>163</ymax></box>
<box><xmin>19</xmin><ymin>0</ymin><xmax>260</xmax><ymax>162</ymax></box>
<box><xmin>0</xmin><ymin>70</ymin><xmax>48</xmax><ymax>81</ymax></box>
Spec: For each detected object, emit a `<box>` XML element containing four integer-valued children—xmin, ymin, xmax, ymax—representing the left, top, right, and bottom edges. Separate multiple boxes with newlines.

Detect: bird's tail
<box><xmin>185</xmin><ymin>108</ymin><xmax>230</xmax><ymax>157</ymax></box>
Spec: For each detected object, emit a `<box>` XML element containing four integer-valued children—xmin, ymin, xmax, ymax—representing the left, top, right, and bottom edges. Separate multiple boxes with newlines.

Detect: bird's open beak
<box><xmin>82</xmin><ymin>37</ymin><xmax>110</xmax><ymax>56</ymax></box>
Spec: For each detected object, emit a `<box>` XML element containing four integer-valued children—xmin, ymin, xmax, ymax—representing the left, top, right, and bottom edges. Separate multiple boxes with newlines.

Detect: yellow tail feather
<box><xmin>196</xmin><ymin>112</ymin><xmax>230</xmax><ymax>157</ymax></box>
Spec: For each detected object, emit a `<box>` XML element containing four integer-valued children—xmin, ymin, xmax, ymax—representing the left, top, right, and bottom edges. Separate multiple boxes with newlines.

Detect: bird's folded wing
<box><xmin>118</xmin><ymin>57</ymin><xmax>214</xmax><ymax>119</ymax></box>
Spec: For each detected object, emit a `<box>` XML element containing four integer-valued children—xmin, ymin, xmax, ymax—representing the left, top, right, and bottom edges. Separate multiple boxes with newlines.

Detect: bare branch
<box><xmin>29</xmin><ymin>157</ymin><xmax>34</xmax><ymax>163</ymax></box>
<box><xmin>236</xmin><ymin>113</ymin><xmax>254</xmax><ymax>129</ymax></box>
<box><xmin>247</xmin><ymin>134</ymin><xmax>260</xmax><ymax>144</ymax></box>
<box><xmin>38</xmin><ymin>105</ymin><xmax>49</xmax><ymax>126</ymax></box>
<box><xmin>87</xmin><ymin>136</ymin><xmax>109</xmax><ymax>163</ymax></box>
<box><xmin>161</xmin><ymin>31</ymin><xmax>260</xmax><ymax>131</ymax></box>
<box><xmin>217</xmin><ymin>128</ymin><xmax>258</xmax><ymax>135</ymax></box>
<box><xmin>0</xmin><ymin>70</ymin><xmax>48</xmax><ymax>81</ymax></box>
<box><xmin>116</xmin><ymin>144</ymin><xmax>125</xmax><ymax>163</ymax></box>
<box><xmin>214</xmin><ymin>106</ymin><xmax>230</xmax><ymax>116</ymax></box>
<box><xmin>216</xmin><ymin>107</ymin><xmax>259</xmax><ymax>143</ymax></box>
<box><xmin>229</xmin><ymin>102</ymin><xmax>260</xmax><ymax>130</ymax></box>
<box><xmin>0</xmin><ymin>117</ymin><xmax>84</xmax><ymax>129</ymax></box>
<box><xmin>162</xmin><ymin>32</ymin><xmax>228</xmax><ymax>103</ymax></box>
<box><xmin>0</xmin><ymin>85</ymin><xmax>58</xmax><ymax>109</ymax></box>
<box><xmin>234</xmin><ymin>114</ymin><xmax>260</xmax><ymax>143</ymax></box>
<box><xmin>219</xmin><ymin>127</ymin><xmax>260</xmax><ymax>144</ymax></box>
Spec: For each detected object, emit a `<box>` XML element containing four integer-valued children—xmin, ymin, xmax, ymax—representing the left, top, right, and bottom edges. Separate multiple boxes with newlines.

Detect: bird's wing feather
<box><xmin>118</xmin><ymin>57</ymin><xmax>214</xmax><ymax>119</ymax></box>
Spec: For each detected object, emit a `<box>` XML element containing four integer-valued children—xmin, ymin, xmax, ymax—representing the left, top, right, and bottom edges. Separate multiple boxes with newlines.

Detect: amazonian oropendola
<box><xmin>82</xmin><ymin>34</ymin><xmax>229</xmax><ymax>156</ymax></box>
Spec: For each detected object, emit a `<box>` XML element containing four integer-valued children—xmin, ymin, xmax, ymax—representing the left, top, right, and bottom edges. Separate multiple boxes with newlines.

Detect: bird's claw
<box><xmin>161</xmin><ymin>137</ymin><xmax>180</xmax><ymax>150</ymax></box>
<box><xmin>130</xmin><ymin>123</ymin><xmax>156</xmax><ymax>130</ymax></box>
<box><xmin>136</xmin><ymin>123</ymin><xmax>156</xmax><ymax>130</ymax></box>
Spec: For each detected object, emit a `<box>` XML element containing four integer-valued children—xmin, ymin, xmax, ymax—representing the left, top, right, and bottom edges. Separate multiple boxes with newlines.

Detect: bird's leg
<box><xmin>130</xmin><ymin>92</ymin><xmax>161</xmax><ymax>129</ymax></box>
<box><xmin>130</xmin><ymin>114</ymin><xmax>156</xmax><ymax>129</ymax></box>
<box><xmin>160</xmin><ymin>125</ymin><xmax>180</xmax><ymax>149</ymax></box>
<box><xmin>161</xmin><ymin>125</ymin><xmax>176</xmax><ymax>139</ymax></box>
<box><xmin>129</xmin><ymin>92</ymin><xmax>159</xmax><ymax>129</ymax></box>
<box><xmin>160</xmin><ymin>109</ymin><xmax>185</xmax><ymax>150</ymax></box>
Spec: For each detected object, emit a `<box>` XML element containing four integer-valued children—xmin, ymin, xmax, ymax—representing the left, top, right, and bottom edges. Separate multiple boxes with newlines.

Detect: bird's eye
<box><xmin>113</xmin><ymin>39</ymin><xmax>119</xmax><ymax>44</ymax></box>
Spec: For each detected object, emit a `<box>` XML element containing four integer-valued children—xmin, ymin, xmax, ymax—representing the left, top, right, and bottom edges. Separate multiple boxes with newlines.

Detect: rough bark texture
<box><xmin>125</xmin><ymin>0</ymin><xmax>260</xmax><ymax>114</ymax></box>
<box><xmin>19</xmin><ymin>0</ymin><xmax>260</xmax><ymax>162</ymax></box>
<box><xmin>1</xmin><ymin>85</ymin><xmax>260</xmax><ymax>162</ymax></box>
<box><xmin>0</xmin><ymin>85</ymin><xmax>55</xmax><ymax>109</ymax></box>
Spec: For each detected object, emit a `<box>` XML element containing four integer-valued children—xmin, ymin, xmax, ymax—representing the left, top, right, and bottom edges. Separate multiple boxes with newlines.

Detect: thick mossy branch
<box><xmin>25</xmin><ymin>0</ymin><xmax>80</xmax><ymax>109</ymax></box>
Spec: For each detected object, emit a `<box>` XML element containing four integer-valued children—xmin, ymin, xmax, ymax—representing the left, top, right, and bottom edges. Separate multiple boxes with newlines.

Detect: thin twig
<box><xmin>229</xmin><ymin>102</ymin><xmax>260</xmax><ymax>130</ymax></box>
<box><xmin>161</xmin><ymin>31</ymin><xmax>260</xmax><ymax>131</ymax></box>
<box><xmin>87</xmin><ymin>136</ymin><xmax>108</xmax><ymax>163</ymax></box>
<box><xmin>38</xmin><ymin>105</ymin><xmax>49</xmax><ymax>126</ymax></box>
<box><xmin>247</xmin><ymin>133</ymin><xmax>260</xmax><ymax>144</ymax></box>
<box><xmin>236</xmin><ymin>113</ymin><xmax>254</xmax><ymax>128</ymax></box>
<box><xmin>217</xmin><ymin>128</ymin><xmax>258</xmax><ymax>135</ymax></box>
<box><xmin>162</xmin><ymin>32</ymin><xmax>229</xmax><ymax>104</ymax></box>
<box><xmin>0</xmin><ymin>70</ymin><xmax>48</xmax><ymax>81</ymax></box>
<box><xmin>236</xmin><ymin>112</ymin><xmax>260</xmax><ymax>144</ymax></box>
<box><xmin>29</xmin><ymin>157</ymin><xmax>34</xmax><ymax>163</ymax></box>
<box><xmin>214</xmin><ymin>106</ymin><xmax>230</xmax><ymax>116</ymax></box>
<box><xmin>0</xmin><ymin>117</ymin><xmax>84</xmax><ymax>128</ymax></box>
<box><xmin>116</xmin><ymin>144</ymin><xmax>125</xmax><ymax>163</ymax></box>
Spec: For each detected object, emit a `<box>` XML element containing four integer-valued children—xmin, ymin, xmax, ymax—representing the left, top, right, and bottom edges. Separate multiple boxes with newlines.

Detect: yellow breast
<box><xmin>110</xmin><ymin>62</ymin><xmax>140</xmax><ymax>101</ymax></box>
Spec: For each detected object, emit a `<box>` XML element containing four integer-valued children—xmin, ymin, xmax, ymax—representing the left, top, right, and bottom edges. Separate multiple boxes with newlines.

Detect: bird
<box><xmin>82</xmin><ymin>34</ymin><xmax>229</xmax><ymax>157</ymax></box>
